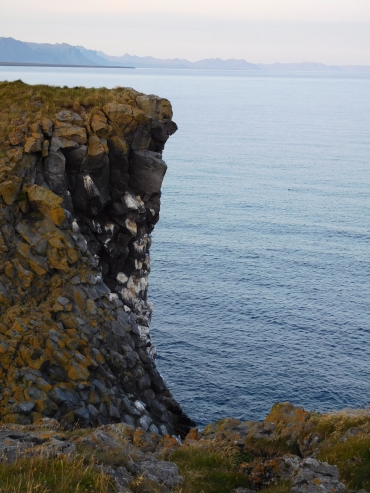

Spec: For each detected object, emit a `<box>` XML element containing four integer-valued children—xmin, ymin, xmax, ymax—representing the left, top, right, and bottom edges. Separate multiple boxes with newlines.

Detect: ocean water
<box><xmin>1</xmin><ymin>67</ymin><xmax>370</xmax><ymax>426</ymax></box>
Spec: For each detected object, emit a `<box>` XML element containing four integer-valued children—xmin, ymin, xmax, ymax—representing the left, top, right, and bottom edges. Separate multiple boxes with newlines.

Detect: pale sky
<box><xmin>1</xmin><ymin>0</ymin><xmax>370</xmax><ymax>64</ymax></box>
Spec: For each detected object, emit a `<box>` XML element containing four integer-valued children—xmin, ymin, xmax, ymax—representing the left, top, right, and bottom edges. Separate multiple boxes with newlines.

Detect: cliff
<box><xmin>0</xmin><ymin>80</ymin><xmax>193</xmax><ymax>436</ymax></box>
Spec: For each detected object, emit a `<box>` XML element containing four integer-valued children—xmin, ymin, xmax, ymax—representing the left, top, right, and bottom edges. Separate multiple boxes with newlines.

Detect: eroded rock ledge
<box><xmin>0</xmin><ymin>81</ymin><xmax>194</xmax><ymax>436</ymax></box>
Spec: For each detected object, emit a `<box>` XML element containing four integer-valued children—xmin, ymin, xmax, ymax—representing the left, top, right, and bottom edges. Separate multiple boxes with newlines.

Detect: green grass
<box><xmin>169</xmin><ymin>447</ymin><xmax>251</xmax><ymax>493</ymax></box>
<box><xmin>317</xmin><ymin>435</ymin><xmax>370</xmax><ymax>491</ymax></box>
<box><xmin>0</xmin><ymin>454</ymin><xmax>116</xmax><ymax>493</ymax></box>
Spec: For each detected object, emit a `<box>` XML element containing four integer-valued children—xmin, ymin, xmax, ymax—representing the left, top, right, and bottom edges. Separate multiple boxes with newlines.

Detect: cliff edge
<box><xmin>0</xmin><ymin>80</ymin><xmax>194</xmax><ymax>436</ymax></box>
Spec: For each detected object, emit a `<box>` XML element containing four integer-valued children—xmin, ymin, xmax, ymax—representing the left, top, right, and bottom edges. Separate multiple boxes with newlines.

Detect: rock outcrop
<box><xmin>0</xmin><ymin>81</ymin><xmax>194</xmax><ymax>436</ymax></box>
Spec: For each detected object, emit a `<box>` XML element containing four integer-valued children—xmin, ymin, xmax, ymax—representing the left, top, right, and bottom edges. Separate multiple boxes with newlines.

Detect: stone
<box><xmin>0</xmin><ymin>180</ymin><xmax>19</xmax><ymax>205</ymax></box>
<box><xmin>24</xmin><ymin>136</ymin><xmax>42</xmax><ymax>153</ymax></box>
<box><xmin>136</xmin><ymin>95</ymin><xmax>173</xmax><ymax>120</ymax></box>
<box><xmin>42</xmin><ymin>139</ymin><xmax>49</xmax><ymax>158</ymax></box>
<box><xmin>290</xmin><ymin>459</ymin><xmax>345</xmax><ymax>493</ymax></box>
<box><xmin>139</xmin><ymin>415</ymin><xmax>152</xmax><ymax>431</ymax></box>
<box><xmin>129</xmin><ymin>150</ymin><xmax>167</xmax><ymax>195</ymax></box>
<box><xmin>91</xmin><ymin>112</ymin><xmax>111</xmax><ymax>137</ymax></box>
<box><xmin>80</xmin><ymin>135</ymin><xmax>109</xmax><ymax>172</ymax></box>
<box><xmin>40</xmin><ymin>117</ymin><xmax>53</xmax><ymax>137</ymax></box>
<box><xmin>102</xmin><ymin>102</ymin><xmax>134</xmax><ymax>126</ymax></box>
<box><xmin>56</xmin><ymin>110</ymin><xmax>84</xmax><ymax>126</ymax></box>
<box><xmin>49</xmin><ymin>136</ymin><xmax>80</xmax><ymax>153</ymax></box>
<box><xmin>44</xmin><ymin>150</ymin><xmax>67</xmax><ymax>194</ymax></box>
<box><xmin>13</xmin><ymin>401</ymin><xmax>36</xmax><ymax>413</ymax></box>
<box><xmin>135</xmin><ymin>459</ymin><xmax>183</xmax><ymax>488</ymax></box>
<box><xmin>53</xmin><ymin>123</ymin><xmax>87</xmax><ymax>145</ymax></box>
<box><xmin>49</xmin><ymin>387</ymin><xmax>79</xmax><ymax>405</ymax></box>
<box><xmin>107</xmin><ymin>402</ymin><xmax>121</xmax><ymax>419</ymax></box>
<box><xmin>0</xmin><ymin>427</ymin><xmax>75</xmax><ymax>462</ymax></box>
<box><xmin>27</xmin><ymin>185</ymin><xmax>66</xmax><ymax>226</ymax></box>
<box><xmin>0</xmin><ymin>82</ymin><xmax>194</xmax><ymax>439</ymax></box>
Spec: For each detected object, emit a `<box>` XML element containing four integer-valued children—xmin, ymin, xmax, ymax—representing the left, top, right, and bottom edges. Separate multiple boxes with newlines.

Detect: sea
<box><xmin>1</xmin><ymin>67</ymin><xmax>370</xmax><ymax>426</ymax></box>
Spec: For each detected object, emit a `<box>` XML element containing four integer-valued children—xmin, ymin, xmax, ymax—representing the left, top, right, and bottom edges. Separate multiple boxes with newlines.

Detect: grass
<box><xmin>75</xmin><ymin>442</ymin><xmax>132</xmax><ymax>469</ymax></box>
<box><xmin>259</xmin><ymin>480</ymin><xmax>291</xmax><ymax>493</ymax></box>
<box><xmin>130</xmin><ymin>476</ymin><xmax>168</xmax><ymax>493</ymax></box>
<box><xmin>305</xmin><ymin>409</ymin><xmax>370</xmax><ymax>441</ymax></box>
<box><xmin>243</xmin><ymin>437</ymin><xmax>300</xmax><ymax>459</ymax></box>
<box><xmin>169</xmin><ymin>447</ymin><xmax>251</xmax><ymax>493</ymax></box>
<box><xmin>317</xmin><ymin>435</ymin><xmax>370</xmax><ymax>490</ymax></box>
<box><xmin>0</xmin><ymin>80</ymin><xmax>141</xmax><ymax>156</ymax></box>
<box><xmin>0</xmin><ymin>454</ymin><xmax>116</xmax><ymax>493</ymax></box>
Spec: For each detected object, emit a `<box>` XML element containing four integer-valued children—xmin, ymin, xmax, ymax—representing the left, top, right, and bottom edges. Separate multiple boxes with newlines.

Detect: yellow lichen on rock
<box><xmin>27</xmin><ymin>185</ymin><xmax>66</xmax><ymax>226</ymax></box>
<box><xmin>0</xmin><ymin>180</ymin><xmax>19</xmax><ymax>205</ymax></box>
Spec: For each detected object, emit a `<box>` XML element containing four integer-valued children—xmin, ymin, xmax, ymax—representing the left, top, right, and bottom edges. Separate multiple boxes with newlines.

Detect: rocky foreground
<box><xmin>0</xmin><ymin>402</ymin><xmax>370</xmax><ymax>493</ymax></box>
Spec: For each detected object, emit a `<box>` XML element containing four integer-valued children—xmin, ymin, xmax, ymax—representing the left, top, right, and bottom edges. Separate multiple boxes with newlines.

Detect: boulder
<box><xmin>290</xmin><ymin>458</ymin><xmax>345</xmax><ymax>493</ymax></box>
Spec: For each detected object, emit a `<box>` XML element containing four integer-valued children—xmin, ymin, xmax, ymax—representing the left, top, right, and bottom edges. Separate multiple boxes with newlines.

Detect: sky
<box><xmin>1</xmin><ymin>0</ymin><xmax>370</xmax><ymax>64</ymax></box>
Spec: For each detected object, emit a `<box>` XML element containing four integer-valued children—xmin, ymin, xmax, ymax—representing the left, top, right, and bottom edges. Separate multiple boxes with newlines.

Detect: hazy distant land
<box><xmin>1</xmin><ymin>37</ymin><xmax>369</xmax><ymax>72</ymax></box>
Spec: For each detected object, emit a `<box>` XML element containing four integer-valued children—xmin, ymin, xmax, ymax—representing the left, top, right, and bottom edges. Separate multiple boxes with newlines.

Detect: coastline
<box><xmin>0</xmin><ymin>62</ymin><xmax>135</xmax><ymax>69</ymax></box>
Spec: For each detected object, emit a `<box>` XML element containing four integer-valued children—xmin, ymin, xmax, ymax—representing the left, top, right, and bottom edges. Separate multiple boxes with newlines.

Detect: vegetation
<box><xmin>259</xmin><ymin>480</ymin><xmax>291</xmax><ymax>493</ymax></box>
<box><xmin>1</xmin><ymin>407</ymin><xmax>370</xmax><ymax>493</ymax></box>
<box><xmin>75</xmin><ymin>442</ymin><xmax>133</xmax><ymax>469</ymax></box>
<box><xmin>305</xmin><ymin>408</ymin><xmax>370</xmax><ymax>441</ymax></box>
<box><xmin>317</xmin><ymin>435</ymin><xmax>370</xmax><ymax>491</ymax></box>
<box><xmin>0</xmin><ymin>79</ymin><xmax>140</xmax><ymax>156</ymax></box>
<box><xmin>243</xmin><ymin>436</ymin><xmax>300</xmax><ymax>458</ymax></box>
<box><xmin>0</xmin><ymin>454</ymin><xmax>115</xmax><ymax>493</ymax></box>
<box><xmin>169</xmin><ymin>446</ymin><xmax>250</xmax><ymax>493</ymax></box>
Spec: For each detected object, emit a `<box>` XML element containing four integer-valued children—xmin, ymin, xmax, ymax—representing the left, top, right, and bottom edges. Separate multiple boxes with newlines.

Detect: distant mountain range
<box><xmin>1</xmin><ymin>37</ymin><xmax>369</xmax><ymax>72</ymax></box>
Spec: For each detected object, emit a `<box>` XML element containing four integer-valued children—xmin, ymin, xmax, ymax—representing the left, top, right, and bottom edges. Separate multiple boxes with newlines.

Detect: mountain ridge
<box><xmin>1</xmin><ymin>37</ymin><xmax>369</xmax><ymax>72</ymax></box>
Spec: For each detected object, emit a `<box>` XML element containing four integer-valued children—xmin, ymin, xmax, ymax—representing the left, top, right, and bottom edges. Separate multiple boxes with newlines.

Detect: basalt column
<box><xmin>0</xmin><ymin>84</ymin><xmax>194</xmax><ymax>436</ymax></box>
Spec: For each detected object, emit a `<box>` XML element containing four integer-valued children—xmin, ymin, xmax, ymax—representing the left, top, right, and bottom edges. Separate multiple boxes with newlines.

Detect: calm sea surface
<box><xmin>1</xmin><ymin>67</ymin><xmax>370</xmax><ymax>426</ymax></box>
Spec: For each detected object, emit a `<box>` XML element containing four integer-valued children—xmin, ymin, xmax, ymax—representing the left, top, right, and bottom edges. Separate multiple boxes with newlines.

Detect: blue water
<box><xmin>2</xmin><ymin>67</ymin><xmax>370</xmax><ymax>426</ymax></box>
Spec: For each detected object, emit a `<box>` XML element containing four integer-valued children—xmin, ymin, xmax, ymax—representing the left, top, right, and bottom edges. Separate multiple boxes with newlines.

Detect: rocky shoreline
<box><xmin>0</xmin><ymin>402</ymin><xmax>369</xmax><ymax>493</ymax></box>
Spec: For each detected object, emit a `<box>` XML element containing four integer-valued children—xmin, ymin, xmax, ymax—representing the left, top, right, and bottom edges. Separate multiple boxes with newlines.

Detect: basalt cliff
<box><xmin>0</xmin><ymin>80</ymin><xmax>194</xmax><ymax>436</ymax></box>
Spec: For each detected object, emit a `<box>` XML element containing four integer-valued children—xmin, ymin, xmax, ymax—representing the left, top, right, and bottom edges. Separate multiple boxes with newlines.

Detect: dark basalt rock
<box><xmin>0</xmin><ymin>84</ymin><xmax>194</xmax><ymax>437</ymax></box>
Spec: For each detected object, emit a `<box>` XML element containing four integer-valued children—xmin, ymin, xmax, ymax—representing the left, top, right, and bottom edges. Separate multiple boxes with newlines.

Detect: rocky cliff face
<box><xmin>0</xmin><ymin>81</ymin><xmax>194</xmax><ymax>436</ymax></box>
